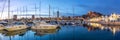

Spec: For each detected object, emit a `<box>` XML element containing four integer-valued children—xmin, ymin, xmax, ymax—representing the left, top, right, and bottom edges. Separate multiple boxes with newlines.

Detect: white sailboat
<box><xmin>4</xmin><ymin>0</ymin><xmax>27</xmax><ymax>31</ymax></box>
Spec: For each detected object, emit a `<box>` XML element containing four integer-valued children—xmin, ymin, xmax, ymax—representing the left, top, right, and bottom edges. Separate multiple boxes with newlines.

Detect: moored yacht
<box><xmin>31</xmin><ymin>21</ymin><xmax>59</xmax><ymax>30</ymax></box>
<box><xmin>4</xmin><ymin>21</ymin><xmax>27</xmax><ymax>31</ymax></box>
<box><xmin>3</xmin><ymin>0</ymin><xmax>27</xmax><ymax>31</ymax></box>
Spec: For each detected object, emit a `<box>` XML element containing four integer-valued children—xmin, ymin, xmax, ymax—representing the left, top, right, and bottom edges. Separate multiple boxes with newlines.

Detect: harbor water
<box><xmin>0</xmin><ymin>25</ymin><xmax>120</xmax><ymax>40</ymax></box>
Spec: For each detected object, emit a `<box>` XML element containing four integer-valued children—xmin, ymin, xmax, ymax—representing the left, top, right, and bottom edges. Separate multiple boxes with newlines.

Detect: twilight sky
<box><xmin>0</xmin><ymin>0</ymin><xmax>120</xmax><ymax>19</ymax></box>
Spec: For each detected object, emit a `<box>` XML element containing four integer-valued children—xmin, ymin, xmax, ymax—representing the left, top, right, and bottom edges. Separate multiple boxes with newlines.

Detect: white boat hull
<box><xmin>0</xmin><ymin>27</ymin><xmax>4</xmax><ymax>30</ymax></box>
<box><xmin>5</xmin><ymin>25</ymin><xmax>27</xmax><ymax>31</ymax></box>
<box><xmin>0</xmin><ymin>25</ymin><xmax>5</xmax><ymax>30</ymax></box>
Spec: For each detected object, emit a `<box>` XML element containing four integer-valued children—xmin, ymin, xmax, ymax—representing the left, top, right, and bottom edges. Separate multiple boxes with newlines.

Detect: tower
<box><xmin>13</xmin><ymin>15</ymin><xmax>17</xmax><ymax>20</ymax></box>
<box><xmin>32</xmin><ymin>15</ymin><xmax>35</xmax><ymax>20</ymax></box>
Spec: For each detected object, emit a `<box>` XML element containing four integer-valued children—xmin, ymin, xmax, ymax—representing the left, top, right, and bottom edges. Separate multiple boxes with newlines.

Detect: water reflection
<box><xmin>2</xmin><ymin>29</ymin><xmax>27</xmax><ymax>36</ymax></box>
<box><xmin>0</xmin><ymin>24</ymin><xmax>120</xmax><ymax>40</ymax></box>
<box><xmin>85</xmin><ymin>23</ymin><xmax>120</xmax><ymax>34</ymax></box>
<box><xmin>0</xmin><ymin>28</ymin><xmax>60</xmax><ymax>40</ymax></box>
<box><xmin>32</xmin><ymin>29</ymin><xmax>59</xmax><ymax>36</ymax></box>
<box><xmin>0</xmin><ymin>28</ymin><xmax>60</xmax><ymax>37</ymax></box>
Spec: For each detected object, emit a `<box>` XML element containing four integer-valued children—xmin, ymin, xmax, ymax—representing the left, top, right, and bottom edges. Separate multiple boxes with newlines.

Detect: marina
<box><xmin>0</xmin><ymin>0</ymin><xmax>120</xmax><ymax>40</ymax></box>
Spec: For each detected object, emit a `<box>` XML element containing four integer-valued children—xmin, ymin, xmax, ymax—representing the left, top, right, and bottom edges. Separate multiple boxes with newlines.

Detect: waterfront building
<box><xmin>108</xmin><ymin>13</ymin><xmax>120</xmax><ymax>22</ymax></box>
<box><xmin>89</xmin><ymin>13</ymin><xmax>120</xmax><ymax>22</ymax></box>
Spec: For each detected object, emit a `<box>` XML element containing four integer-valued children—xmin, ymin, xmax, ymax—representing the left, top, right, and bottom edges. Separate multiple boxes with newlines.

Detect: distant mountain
<box><xmin>82</xmin><ymin>11</ymin><xmax>103</xmax><ymax>19</ymax></box>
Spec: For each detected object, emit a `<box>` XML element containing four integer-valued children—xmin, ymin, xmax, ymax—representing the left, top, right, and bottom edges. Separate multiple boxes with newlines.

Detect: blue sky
<box><xmin>0</xmin><ymin>0</ymin><xmax>120</xmax><ymax>19</ymax></box>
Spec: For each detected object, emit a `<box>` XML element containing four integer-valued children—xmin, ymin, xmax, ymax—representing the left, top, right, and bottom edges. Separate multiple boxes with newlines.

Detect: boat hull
<box><xmin>0</xmin><ymin>24</ymin><xmax>5</xmax><ymax>30</ymax></box>
<box><xmin>0</xmin><ymin>27</ymin><xmax>4</xmax><ymax>30</ymax></box>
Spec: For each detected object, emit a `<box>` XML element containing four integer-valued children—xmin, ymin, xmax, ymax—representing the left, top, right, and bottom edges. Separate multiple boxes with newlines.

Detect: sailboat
<box><xmin>4</xmin><ymin>0</ymin><xmax>27</xmax><ymax>31</ymax></box>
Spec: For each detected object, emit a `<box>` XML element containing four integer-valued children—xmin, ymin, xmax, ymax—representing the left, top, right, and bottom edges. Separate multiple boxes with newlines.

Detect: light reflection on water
<box><xmin>0</xmin><ymin>25</ymin><xmax>120</xmax><ymax>40</ymax></box>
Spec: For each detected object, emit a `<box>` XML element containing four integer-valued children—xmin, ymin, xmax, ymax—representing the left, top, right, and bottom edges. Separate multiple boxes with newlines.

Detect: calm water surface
<box><xmin>0</xmin><ymin>25</ymin><xmax>120</xmax><ymax>40</ymax></box>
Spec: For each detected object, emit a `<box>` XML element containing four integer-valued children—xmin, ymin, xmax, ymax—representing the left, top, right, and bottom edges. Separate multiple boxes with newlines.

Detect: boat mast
<box><xmin>16</xmin><ymin>8</ymin><xmax>18</xmax><ymax>19</ymax></box>
<box><xmin>8</xmin><ymin>0</ymin><xmax>10</xmax><ymax>24</ymax></box>
<box><xmin>17</xmin><ymin>8</ymin><xmax>18</xmax><ymax>15</ymax></box>
<box><xmin>49</xmin><ymin>4</ymin><xmax>51</xmax><ymax>20</ymax></box>
<box><xmin>25</xmin><ymin>6</ymin><xmax>27</xmax><ymax>18</ymax></box>
<box><xmin>53</xmin><ymin>9</ymin><xmax>55</xmax><ymax>20</ymax></box>
<box><xmin>72</xmin><ymin>7</ymin><xmax>75</xmax><ymax>21</ymax></box>
<box><xmin>19</xmin><ymin>8</ymin><xmax>21</xmax><ymax>19</ymax></box>
<box><xmin>57</xmin><ymin>9</ymin><xmax>60</xmax><ymax>21</ymax></box>
<box><xmin>8</xmin><ymin>0</ymin><xmax>10</xmax><ymax>19</ymax></box>
<box><xmin>11</xmin><ymin>11</ymin><xmax>13</xmax><ymax>19</ymax></box>
<box><xmin>1</xmin><ymin>0</ymin><xmax>6</xmax><ymax>19</ymax></box>
<box><xmin>35</xmin><ymin>4</ymin><xmax>37</xmax><ymax>20</ymax></box>
<box><xmin>22</xmin><ymin>7</ymin><xmax>25</xmax><ymax>18</ymax></box>
<box><xmin>39</xmin><ymin>0</ymin><xmax>41</xmax><ymax>20</ymax></box>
